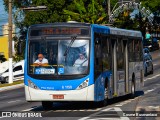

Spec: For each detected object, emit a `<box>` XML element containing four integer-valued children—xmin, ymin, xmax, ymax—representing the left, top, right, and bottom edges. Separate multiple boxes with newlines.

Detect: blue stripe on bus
<box><xmin>24</xmin><ymin>75</ymin><xmax>93</xmax><ymax>90</ymax></box>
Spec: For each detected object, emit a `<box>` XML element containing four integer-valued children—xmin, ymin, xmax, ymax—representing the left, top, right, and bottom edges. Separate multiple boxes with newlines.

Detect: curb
<box><xmin>0</xmin><ymin>83</ymin><xmax>24</xmax><ymax>92</ymax></box>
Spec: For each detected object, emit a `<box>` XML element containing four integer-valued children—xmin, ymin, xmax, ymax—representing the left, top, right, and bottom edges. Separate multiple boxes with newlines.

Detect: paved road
<box><xmin>0</xmin><ymin>50</ymin><xmax>160</xmax><ymax>120</ymax></box>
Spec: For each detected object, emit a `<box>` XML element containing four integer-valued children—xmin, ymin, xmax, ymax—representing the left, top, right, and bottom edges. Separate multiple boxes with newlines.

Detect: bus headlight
<box><xmin>76</xmin><ymin>79</ymin><xmax>89</xmax><ymax>90</ymax></box>
<box><xmin>28</xmin><ymin>80</ymin><xmax>39</xmax><ymax>90</ymax></box>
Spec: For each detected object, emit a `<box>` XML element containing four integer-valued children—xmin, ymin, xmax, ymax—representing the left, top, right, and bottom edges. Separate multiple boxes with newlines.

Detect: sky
<box><xmin>0</xmin><ymin>0</ymin><xmax>8</xmax><ymax>35</ymax></box>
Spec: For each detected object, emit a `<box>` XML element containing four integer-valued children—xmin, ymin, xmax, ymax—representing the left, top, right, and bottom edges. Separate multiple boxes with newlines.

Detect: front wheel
<box><xmin>42</xmin><ymin>101</ymin><xmax>53</xmax><ymax>110</ymax></box>
<box><xmin>4</xmin><ymin>77</ymin><xmax>9</xmax><ymax>83</ymax></box>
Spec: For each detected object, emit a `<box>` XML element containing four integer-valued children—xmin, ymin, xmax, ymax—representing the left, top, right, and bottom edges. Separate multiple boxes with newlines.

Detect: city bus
<box><xmin>23</xmin><ymin>22</ymin><xmax>144</xmax><ymax>110</ymax></box>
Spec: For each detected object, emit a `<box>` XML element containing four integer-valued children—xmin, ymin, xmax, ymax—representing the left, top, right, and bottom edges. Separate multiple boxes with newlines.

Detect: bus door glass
<box><xmin>123</xmin><ymin>40</ymin><xmax>129</xmax><ymax>93</ymax></box>
<box><xmin>116</xmin><ymin>39</ymin><xmax>125</xmax><ymax>95</ymax></box>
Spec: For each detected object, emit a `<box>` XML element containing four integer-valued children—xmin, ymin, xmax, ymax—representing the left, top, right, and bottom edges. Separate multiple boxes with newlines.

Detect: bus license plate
<box><xmin>53</xmin><ymin>95</ymin><xmax>64</xmax><ymax>99</ymax></box>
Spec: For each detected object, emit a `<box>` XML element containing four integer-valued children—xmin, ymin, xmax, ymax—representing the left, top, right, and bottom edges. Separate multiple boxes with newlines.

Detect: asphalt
<box><xmin>0</xmin><ymin>50</ymin><xmax>160</xmax><ymax>120</ymax></box>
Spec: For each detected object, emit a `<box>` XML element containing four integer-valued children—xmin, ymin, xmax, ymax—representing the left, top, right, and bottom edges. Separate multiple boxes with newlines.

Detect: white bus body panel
<box><xmin>25</xmin><ymin>84</ymin><xmax>94</xmax><ymax>101</ymax></box>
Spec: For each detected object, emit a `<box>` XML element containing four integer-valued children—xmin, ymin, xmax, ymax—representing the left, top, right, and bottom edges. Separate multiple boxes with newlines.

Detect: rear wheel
<box><xmin>42</xmin><ymin>101</ymin><xmax>53</xmax><ymax>110</ymax></box>
<box><xmin>130</xmin><ymin>82</ymin><xmax>135</xmax><ymax>99</ymax></box>
<box><xmin>4</xmin><ymin>77</ymin><xmax>9</xmax><ymax>83</ymax></box>
<box><xmin>99</xmin><ymin>81</ymin><xmax>108</xmax><ymax>107</ymax></box>
<box><xmin>0</xmin><ymin>81</ymin><xmax>5</xmax><ymax>84</ymax></box>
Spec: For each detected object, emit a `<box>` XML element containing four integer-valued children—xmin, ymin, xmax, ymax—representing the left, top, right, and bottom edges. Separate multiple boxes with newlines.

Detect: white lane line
<box><xmin>79</xmin><ymin>107</ymin><xmax>129</xmax><ymax>120</ymax></box>
<box><xmin>115</xmin><ymin>87</ymin><xmax>157</xmax><ymax>107</ymax></box>
<box><xmin>144</xmin><ymin>74</ymin><xmax>160</xmax><ymax>81</ymax></box>
<box><xmin>148</xmin><ymin>106</ymin><xmax>159</xmax><ymax>109</ymax></box>
<box><xmin>153</xmin><ymin>64</ymin><xmax>157</xmax><ymax>66</ymax></box>
<box><xmin>144</xmin><ymin>88</ymin><xmax>156</xmax><ymax>94</ymax></box>
<box><xmin>8</xmin><ymin>100</ymin><xmax>21</xmax><ymax>103</ymax></box>
<box><xmin>115</xmin><ymin>104</ymin><xmax>123</xmax><ymax>107</ymax></box>
<box><xmin>22</xmin><ymin>106</ymin><xmax>40</xmax><ymax>111</ymax></box>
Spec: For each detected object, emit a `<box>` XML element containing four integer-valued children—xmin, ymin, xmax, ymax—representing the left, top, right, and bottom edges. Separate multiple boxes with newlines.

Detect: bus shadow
<box><xmin>30</xmin><ymin>91</ymin><xmax>144</xmax><ymax>111</ymax></box>
<box><xmin>106</xmin><ymin>90</ymin><xmax>144</xmax><ymax>106</ymax></box>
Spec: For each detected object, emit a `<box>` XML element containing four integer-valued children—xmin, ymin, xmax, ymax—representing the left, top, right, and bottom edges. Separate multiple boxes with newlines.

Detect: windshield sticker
<box><xmin>35</xmin><ymin>68</ymin><xmax>55</xmax><ymax>74</ymax></box>
<box><xmin>58</xmin><ymin>68</ymin><xmax>64</xmax><ymax>74</ymax></box>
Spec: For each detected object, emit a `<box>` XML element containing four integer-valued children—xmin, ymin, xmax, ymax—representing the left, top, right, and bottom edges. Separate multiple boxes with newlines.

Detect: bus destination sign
<box><xmin>30</xmin><ymin>27</ymin><xmax>89</xmax><ymax>36</ymax></box>
<box><xmin>42</xmin><ymin>28</ymin><xmax>81</xmax><ymax>35</ymax></box>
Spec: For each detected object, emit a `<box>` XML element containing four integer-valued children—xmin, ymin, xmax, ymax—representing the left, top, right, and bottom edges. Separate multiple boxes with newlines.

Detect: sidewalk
<box><xmin>0</xmin><ymin>83</ymin><xmax>24</xmax><ymax>92</ymax></box>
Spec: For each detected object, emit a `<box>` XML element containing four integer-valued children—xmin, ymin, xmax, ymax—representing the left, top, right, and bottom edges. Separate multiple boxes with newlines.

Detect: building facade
<box><xmin>0</xmin><ymin>23</ymin><xmax>15</xmax><ymax>60</ymax></box>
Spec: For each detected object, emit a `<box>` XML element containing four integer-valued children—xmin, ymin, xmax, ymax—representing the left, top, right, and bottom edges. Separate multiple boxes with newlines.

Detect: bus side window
<box><xmin>134</xmin><ymin>40</ymin><xmax>141</xmax><ymax>62</ymax></box>
<box><xmin>94</xmin><ymin>33</ymin><xmax>102</xmax><ymax>78</ymax></box>
<box><xmin>102</xmin><ymin>36</ymin><xmax>111</xmax><ymax>71</ymax></box>
<box><xmin>128</xmin><ymin>40</ymin><xmax>134</xmax><ymax>62</ymax></box>
<box><xmin>117</xmin><ymin>39</ymin><xmax>124</xmax><ymax>70</ymax></box>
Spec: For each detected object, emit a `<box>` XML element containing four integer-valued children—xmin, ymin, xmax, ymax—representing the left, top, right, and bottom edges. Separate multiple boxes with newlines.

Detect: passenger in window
<box><xmin>34</xmin><ymin>53</ymin><xmax>48</xmax><ymax>66</ymax></box>
<box><xmin>73</xmin><ymin>53</ymin><xmax>88</xmax><ymax>67</ymax></box>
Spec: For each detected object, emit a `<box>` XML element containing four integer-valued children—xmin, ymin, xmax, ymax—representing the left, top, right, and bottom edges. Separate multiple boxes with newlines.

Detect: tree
<box><xmin>0</xmin><ymin>55</ymin><xmax>7</xmax><ymax>63</ymax></box>
<box><xmin>3</xmin><ymin>0</ymin><xmax>73</xmax><ymax>61</ymax></box>
<box><xmin>64</xmin><ymin>0</ymin><xmax>108</xmax><ymax>24</ymax></box>
<box><xmin>140</xmin><ymin>0</ymin><xmax>160</xmax><ymax>12</ymax></box>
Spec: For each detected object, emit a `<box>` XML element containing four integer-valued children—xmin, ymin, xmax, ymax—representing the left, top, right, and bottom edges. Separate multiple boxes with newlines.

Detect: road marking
<box><xmin>148</xmin><ymin>106</ymin><xmax>159</xmax><ymax>109</ymax></box>
<box><xmin>153</xmin><ymin>64</ymin><xmax>157</xmax><ymax>66</ymax></box>
<box><xmin>22</xmin><ymin>106</ymin><xmax>40</xmax><ymax>111</ymax></box>
<box><xmin>79</xmin><ymin>107</ymin><xmax>130</xmax><ymax>120</ymax></box>
<box><xmin>115</xmin><ymin>104</ymin><xmax>123</xmax><ymax>107</ymax></box>
<box><xmin>144</xmin><ymin>74</ymin><xmax>160</xmax><ymax>81</ymax></box>
<box><xmin>8</xmin><ymin>100</ymin><xmax>21</xmax><ymax>103</ymax></box>
<box><xmin>144</xmin><ymin>88</ymin><xmax>156</xmax><ymax>94</ymax></box>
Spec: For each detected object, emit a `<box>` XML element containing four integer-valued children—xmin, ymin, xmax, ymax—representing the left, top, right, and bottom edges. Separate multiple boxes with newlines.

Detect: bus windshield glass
<box><xmin>29</xmin><ymin>39</ymin><xmax>89</xmax><ymax>75</ymax></box>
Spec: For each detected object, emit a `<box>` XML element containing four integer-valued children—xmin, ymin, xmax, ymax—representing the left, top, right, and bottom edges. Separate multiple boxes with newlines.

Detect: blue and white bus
<box><xmin>24</xmin><ymin>22</ymin><xmax>144</xmax><ymax>109</ymax></box>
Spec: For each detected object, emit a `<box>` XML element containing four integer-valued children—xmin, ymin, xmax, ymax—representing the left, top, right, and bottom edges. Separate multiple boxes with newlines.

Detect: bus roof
<box><xmin>28</xmin><ymin>22</ymin><xmax>142</xmax><ymax>38</ymax></box>
<box><xmin>29</xmin><ymin>22</ymin><xmax>91</xmax><ymax>29</ymax></box>
<box><xmin>92</xmin><ymin>24</ymin><xmax>142</xmax><ymax>38</ymax></box>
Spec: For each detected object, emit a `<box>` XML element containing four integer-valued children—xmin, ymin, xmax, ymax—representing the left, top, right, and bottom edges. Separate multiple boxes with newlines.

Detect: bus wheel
<box><xmin>42</xmin><ymin>101</ymin><xmax>53</xmax><ymax>110</ymax></box>
<box><xmin>99</xmin><ymin>82</ymin><xmax>108</xmax><ymax>107</ymax></box>
<box><xmin>130</xmin><ymin>82</ymin><xmax>135</xmax><ymax>99</ymax></box>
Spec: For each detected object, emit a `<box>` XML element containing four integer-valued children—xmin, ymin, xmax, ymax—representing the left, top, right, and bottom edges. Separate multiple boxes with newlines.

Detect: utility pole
<box><xmin>108</xmin><ymin>0</ymin><xmax>111</xmax><ymax>17</ymax></box>
<box><xmin>8</xmin><ymin>0</ymin><xmax>13</xmax><ymax>84</ymax></box>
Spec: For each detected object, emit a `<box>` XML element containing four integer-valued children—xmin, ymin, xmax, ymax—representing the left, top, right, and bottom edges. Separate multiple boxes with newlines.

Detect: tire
<box><xmin>42</xmin><ymin>101</ymin><xmax>53</xmax><ymax>110</ymax></box>
<box><xmin>0</xmin><ymin>81</ymin><xmax>6</xmax><ymax>84</ymax></box>
<box><xmin>4</xmin><ymin>77</ymin><xmax>9</xmax><ymax>83</ymax></box>
<box><xmin>99</xmin><ymin>81</ymin><xmax>108</xmax><ymax>107</ymax></box>
<box><xmin>130</xmin><ymin>82</ymin><xmax>135</xmax><ymax>99</ymax></box>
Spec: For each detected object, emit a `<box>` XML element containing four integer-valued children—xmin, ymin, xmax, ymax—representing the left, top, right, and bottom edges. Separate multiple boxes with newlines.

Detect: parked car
<box><xmin>0</xmin><ymin>61</ymin><xmax>15</xmax><ymax>74</ymax></box>
<box><xmin>152</xmin><ymin>38</ymin><xmax>159</xmax><ymax>50</ymax></box>
<box><xmin>143</xmin><ymin>48</ymin><xmax>152</xmax><ymax>60</ymax></box>
<box><xmin>143</xmin><ymin>38</ymin><xmax>159</xmax><ymax>51</ymax></box>
<box><xmin>144</xmin><ymin>55</ymin><xmax>153</xmax><ymax>76</ymax></box>
<box><xmin>0</xmin><ymin>60</ymin><xmax>24</xmax><ymax>83</ymax></box>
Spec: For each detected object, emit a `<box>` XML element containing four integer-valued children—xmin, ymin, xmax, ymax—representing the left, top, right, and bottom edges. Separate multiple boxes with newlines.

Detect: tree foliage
<box><xmin>0</xmin><ymin>54</ymin><xmax>7</xmax><ymax>63</ymax></box>
<box><xmin>64</xmin><ymin>0</ymin><xmax>108</xmax><ymax>24</ymax></box>
<box><xmin>3</xmin><ymin>0</ymin><xmax>73</xmax><ymax>61</ymax></box>
<box><xmin>140</xmin><ymin>0</ymin><xmax>160</xmax><ymax>12</ymax></box>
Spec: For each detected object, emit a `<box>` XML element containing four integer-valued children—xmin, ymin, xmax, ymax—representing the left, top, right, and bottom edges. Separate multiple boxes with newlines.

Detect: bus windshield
<box><xmin>29</xmin><ymin>39</ymin><xmax>89</xmax><ymax>76</ymax></box>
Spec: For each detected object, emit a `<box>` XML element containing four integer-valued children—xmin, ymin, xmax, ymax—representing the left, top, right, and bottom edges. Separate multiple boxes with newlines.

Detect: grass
<box><xmin>0</xmin><ymin>80</ymin><xmax>24</xmax><ymax>88</ymax></box>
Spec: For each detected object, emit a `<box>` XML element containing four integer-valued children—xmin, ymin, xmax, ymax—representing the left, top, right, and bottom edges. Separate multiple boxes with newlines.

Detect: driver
<box><xmin>73</xmin><ymin>53</ymin><xmax>88</xmax><ymax>67</ymax></box>
<box><xmin>33</xmin><ymin>53</ymin><xmax>48</xmax><ymax>66</ymax></box>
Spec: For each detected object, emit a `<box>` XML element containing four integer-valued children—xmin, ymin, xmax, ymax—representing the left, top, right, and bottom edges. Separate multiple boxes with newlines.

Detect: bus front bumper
<box><xmin>25</xmin><ymin>84</ymin><xmax>94</xmax><ymax>101</ymax></box>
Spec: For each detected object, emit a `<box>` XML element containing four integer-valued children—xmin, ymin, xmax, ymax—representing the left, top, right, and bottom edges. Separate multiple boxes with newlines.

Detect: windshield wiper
<box><xmin>63</xmin><ymin>36</ymin><xmax>77</xmax><ymax>56</ymax></box>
